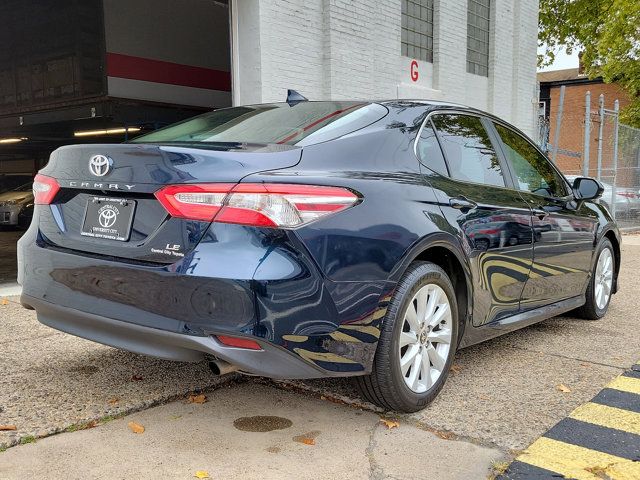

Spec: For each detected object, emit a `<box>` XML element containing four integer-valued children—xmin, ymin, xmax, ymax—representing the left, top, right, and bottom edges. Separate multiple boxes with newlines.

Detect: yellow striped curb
<box><xmin>500</xmin><ymin>362</ymin><xmax>640</xmax><ymax>479</ymax></box>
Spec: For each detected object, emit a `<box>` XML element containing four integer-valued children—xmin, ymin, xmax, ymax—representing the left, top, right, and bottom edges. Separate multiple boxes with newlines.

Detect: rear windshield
<box><xmin>131</xmin><ymin>102</ymin><xmax>388</xmax><ymax>146</ymax></box>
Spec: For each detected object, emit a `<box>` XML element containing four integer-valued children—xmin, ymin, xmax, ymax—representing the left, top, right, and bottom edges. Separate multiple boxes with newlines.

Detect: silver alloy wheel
<box><xmin>594</xmin><ymin>247</ymin><xmax>614</xmax><ymax>310</ymax></box>
<box><xmin>398</xmin><ymin>283</ymin><xmax>453</xmax><ymax>393</ymax></box>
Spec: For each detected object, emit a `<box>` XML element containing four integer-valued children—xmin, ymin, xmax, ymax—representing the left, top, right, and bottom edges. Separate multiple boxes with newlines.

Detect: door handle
<box><xmin>449</xmin><ymin>197</ymin><xmax>477</xmax><ymax>211</ymax></box>
<box><xmin>532</xmin><ymin>208</ymin><xmax>549</xmax><ymax>219</ymax></box>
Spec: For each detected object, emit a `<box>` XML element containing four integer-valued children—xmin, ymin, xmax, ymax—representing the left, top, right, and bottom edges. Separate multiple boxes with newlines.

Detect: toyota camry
<box><xmin>17</xmin><ymin>99</ymin><xmax>620</xmax><ymax>412</ymax></box>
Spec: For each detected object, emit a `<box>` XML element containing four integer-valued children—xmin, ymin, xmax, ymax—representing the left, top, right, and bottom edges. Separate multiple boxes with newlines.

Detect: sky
<box><xmin>537</xmin><ymin>44</ymin><xmax>580</xmax><ymax>72</ymax></box>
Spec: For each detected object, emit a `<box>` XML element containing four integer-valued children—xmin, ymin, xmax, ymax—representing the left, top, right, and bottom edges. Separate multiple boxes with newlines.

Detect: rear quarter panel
<box><xmin>237</xmin><ymin>106</ymin><xmax>470</xmax><ymax>372</ymax></box>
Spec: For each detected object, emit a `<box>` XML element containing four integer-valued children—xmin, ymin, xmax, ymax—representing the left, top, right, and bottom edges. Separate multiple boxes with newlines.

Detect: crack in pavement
<box><xmin>365</xmin><ymin>421</ymin><xmax>385</xmax><ymax>480</ymax></box>
<box><xmin>502</xmin><ymin>343</ymin><xmax>627</xmax><ymax>371</ymax></box>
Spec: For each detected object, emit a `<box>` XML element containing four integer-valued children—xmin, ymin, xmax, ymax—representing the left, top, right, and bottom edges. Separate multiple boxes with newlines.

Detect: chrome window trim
<box><xmin>413</xmin><ymin>109</ymin><xmax>515</xmax><ymax>191</ymax></box>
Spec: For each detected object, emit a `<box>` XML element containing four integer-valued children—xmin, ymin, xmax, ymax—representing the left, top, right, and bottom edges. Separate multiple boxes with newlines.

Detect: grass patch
<box><xmin>64</xmin><ymin>413</ymin><xmax>126</xmax><ymax>433</ymax></box>
<box><xmin>98</xmin><ymin>413</ymin><xmax>126</xmax><ymax>423</ymax></box>
<box><xmin>488</xmin><ymin>461</ymin><xmax>510</xmax><ymax>479</ymax></box>
<box><xmin>19</xmin><ymin>435</ymin><xmax>36</xmax><ymax>445</ymax></box>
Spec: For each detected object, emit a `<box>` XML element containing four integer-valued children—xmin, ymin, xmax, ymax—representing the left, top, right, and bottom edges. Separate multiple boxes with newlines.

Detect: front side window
<box><xmin>401</xmin><ymin>0</ymin><xmax>434</xmax><ymax>62</ymax></box>
<box><xmin>416</xmin><ymin>121</ymin><xmax>448</xmax><ymax>176</ymax></box>
<box><xmin>431</xmin><ymin>114</ymin><xmax>504</xmax><ymax>187</ymax></box>
<box><xmin>494</xmin><ymin>123</ymin><xmax>567</xmax><ymax>198</ymax></box>
<box><xmin>466</xmin><ymin>0</ymin><xmax>490</xmax><ymax>76</ymax></box>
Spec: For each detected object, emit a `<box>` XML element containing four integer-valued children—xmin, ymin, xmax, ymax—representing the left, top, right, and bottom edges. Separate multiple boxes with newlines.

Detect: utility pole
<box><xmin>583</xmin><ymin>91</ymin><xmax>591</xmax><ymax>176</ymax></box>
<box><xmin>551</xmin><ymin>85</ymin><xmax>565</xmax><ymax>164</ymax></box>
<box><xmin>611</xmin><ymin>99</ymin><xmax>620</xmax><ymax>219</ymax></box>
<box><xmin>596</xmin><ymin>94</ymin><xmax>605</xmax><ymax>180</ymax></box>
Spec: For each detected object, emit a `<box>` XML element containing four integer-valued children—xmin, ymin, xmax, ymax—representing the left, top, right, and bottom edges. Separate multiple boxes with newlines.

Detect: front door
<box><xmin>416</xmin><ymin>113</ymin><xmax>534</xmax><ymax>326</ymax></box>
<box><xmin>490</xmin><ymin>122</ymin><xmax>597</xmax><ymax>308</ymax></box>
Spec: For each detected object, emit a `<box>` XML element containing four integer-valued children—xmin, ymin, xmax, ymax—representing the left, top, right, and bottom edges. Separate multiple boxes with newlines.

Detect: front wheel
<box><xmin>574</xmin><ymin>238</ymin><xmax>615</xmax><ymax>320</ymax></box>
<box><xmin>355</xmin><ymin>262</ymin><xmax>458</xmax><ymax>412</ymax></box>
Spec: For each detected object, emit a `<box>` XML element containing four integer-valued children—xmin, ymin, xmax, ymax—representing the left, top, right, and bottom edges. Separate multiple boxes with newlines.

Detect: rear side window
<box><xmin>431</xmin><ymin>114</ymin><xmax>504</xmax><ymax>187</ymax></box>
<box><xmin>416</xmin><ymin>121</ymin><xmax>448</xmax><ymax>176</ymax></box>
<box><xmin>494</xmin><ymin>123</ymin><xmax>567</xmax><ymax>198</ymax></box>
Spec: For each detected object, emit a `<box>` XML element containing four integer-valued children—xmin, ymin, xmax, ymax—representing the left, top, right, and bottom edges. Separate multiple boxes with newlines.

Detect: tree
<box><xmin>539</xmin><ymin>0</ymin><xmax>640</xmax><ymax>127</ymax></box>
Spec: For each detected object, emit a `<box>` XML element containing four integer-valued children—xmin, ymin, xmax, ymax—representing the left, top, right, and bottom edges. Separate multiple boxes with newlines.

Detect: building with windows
<box><xmin>0</xmin><ymin>0</ymin><xmax>539</xmax><ymax>176</ymax></box>
<box><xmin>233</xmin><ymin>0</ymin><xmax>539</xmax><ymax>137</ymax></box>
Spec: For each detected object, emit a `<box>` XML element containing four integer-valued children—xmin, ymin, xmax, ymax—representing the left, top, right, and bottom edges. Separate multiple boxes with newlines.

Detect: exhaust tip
<box><xmin>208</xmin><ymin>359</ymin><xmax>239</xmax><ymax>376</ymax></box>
<box><xmin>20</xmin><ymin>301</ymin><xmax>35</xmax><ymax>310</ymax></box>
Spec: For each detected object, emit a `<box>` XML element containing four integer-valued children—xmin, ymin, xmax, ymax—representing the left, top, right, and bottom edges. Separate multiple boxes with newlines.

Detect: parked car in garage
<box><xmin>18</xmin><ymin>99</ymin><xmax>620</xmax><ymax>412</ymax></box>
<box><xmin>0</xmin><ymin>174</ymin><xmax>33</xmax><ymax>194</ymax></box>
<box><xmin>0</xmin><ymin>181</ymin><xmax>34</xmax><ymax>228</ymax></box>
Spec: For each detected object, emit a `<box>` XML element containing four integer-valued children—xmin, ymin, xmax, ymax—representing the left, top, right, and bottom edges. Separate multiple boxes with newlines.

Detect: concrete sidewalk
<box><xmin>0</xmin><ymin>382</ymin><xmax>504</xmax><ymax>480</ymax></box>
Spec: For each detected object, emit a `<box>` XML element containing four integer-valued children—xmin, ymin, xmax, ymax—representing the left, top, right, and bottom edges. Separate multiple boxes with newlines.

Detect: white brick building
<box><xmin>231</xmin><ymin>0</ymin><xmax>539</xmax><ymax>136</ymax></box>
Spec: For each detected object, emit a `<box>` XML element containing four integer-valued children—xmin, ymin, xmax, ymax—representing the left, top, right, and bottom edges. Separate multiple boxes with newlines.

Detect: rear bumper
<box><xmin>21</xmin><ymin>294</ymin><xmax>325</xmax><ymax>378</ymax></box>
<box><xmin>18</xmin><ymin>223</ymin><xmax>390</xmax><ymax>378</ymax></box>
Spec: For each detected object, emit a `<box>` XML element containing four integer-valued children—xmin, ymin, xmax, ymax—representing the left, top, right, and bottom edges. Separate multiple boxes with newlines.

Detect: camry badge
<box><xmin>89</xmin><ymin>155</ymin><xmax>112</xmax><ymax>177</ymax></box>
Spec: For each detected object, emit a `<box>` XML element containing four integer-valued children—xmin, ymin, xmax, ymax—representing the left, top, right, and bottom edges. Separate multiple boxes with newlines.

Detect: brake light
<box><xmin>33</xmin><ymin>174</ymin><xmax>60</xmax><ymax>205</ymax></box>
<box><xmin>216</xmin><ymin>335</ymin><xmax>262</xmax><ymax>350</ymax></box>
<box><xmin>155</xmin><ymin>183</ymin><xmax>359</xmax><ymax>228</ymax></box>
<box><xmin>154</xmin><ymin>184</ymin><xmax>234</xmax><ymax>221</ymax></box>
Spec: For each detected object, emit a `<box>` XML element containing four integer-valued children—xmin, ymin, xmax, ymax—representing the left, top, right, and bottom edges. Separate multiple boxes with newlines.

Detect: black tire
<box><xmin>355</xmin><ymin>261</ymin><xmax>458</xmax><ymax>412</ymax></box>
<box><xmin>574</xmin><ymin>238</ymin><xmax>615</xmax><ymax>320</ymax></box>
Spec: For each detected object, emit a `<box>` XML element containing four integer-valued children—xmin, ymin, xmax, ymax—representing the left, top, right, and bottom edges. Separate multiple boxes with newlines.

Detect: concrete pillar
<box><xmin>488</xmin><ymin>0</ymin><xmax>514</xmax><ymax>120</ymax></box>
<box><xmin>432</xmin><ymin>0</ymin><xmax>468</xmax><ymax>103</ymax></box>
<box><xmin>231</xmin><ymin>0</ymin><xmax>263</xmax><ymax>105</ymax></box>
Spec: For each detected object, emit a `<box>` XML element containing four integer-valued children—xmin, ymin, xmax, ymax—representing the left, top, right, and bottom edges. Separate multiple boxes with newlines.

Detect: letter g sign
<box><xmin>410</xmin><ymin>60</ymin><xmax>419</xmax><ymax>82</ymax></box>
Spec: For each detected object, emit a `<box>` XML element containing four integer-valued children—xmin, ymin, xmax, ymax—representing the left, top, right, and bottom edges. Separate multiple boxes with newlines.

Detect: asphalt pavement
<box><xmin>1</xmin><ymin>236</ymin><xmax>639</xmax><ymax>478</ymax></box>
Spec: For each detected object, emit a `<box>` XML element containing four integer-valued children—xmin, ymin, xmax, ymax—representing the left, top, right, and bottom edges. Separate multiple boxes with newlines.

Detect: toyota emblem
<box><xmin>89</xmin><ymin>155</ymin><xmax>112</xmax><ymax>177</ymax></box>
<box><xmin>98</xmin><ymin>206</ymin><xmax>118</xmax><ymax>228</ymax></box>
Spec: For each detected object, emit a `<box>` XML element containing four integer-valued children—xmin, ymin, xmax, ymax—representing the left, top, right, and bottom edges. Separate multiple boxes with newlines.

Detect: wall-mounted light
<box><xmin>73</xmin><ymin>127</ymin><xmax>141</xmax><ymax>137</ymax></box>
<box><xmin>0</xmin><ymin>137</ymin><xmax>28</xmax><ymax>144</ymax></box>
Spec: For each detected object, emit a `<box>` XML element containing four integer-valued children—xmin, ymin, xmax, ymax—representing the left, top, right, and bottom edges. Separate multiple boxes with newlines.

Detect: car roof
<box><xmin>378</xmin><ymin>99</ymin><xmax>467</xmax><ymax>108</ymax></box>
<box><xmin>376</xmin><ymin>99</ymin><xmax>505</xmax><ymax>122</ymax></box>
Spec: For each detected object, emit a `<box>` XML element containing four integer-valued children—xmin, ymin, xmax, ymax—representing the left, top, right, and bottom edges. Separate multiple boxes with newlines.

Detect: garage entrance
<box><xmin>0</xmin><ymin>0</ymin><xmax>232</xmax><ymax>290</ymax></box>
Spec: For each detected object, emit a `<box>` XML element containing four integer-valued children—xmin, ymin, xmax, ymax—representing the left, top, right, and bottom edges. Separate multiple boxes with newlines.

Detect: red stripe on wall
<box><xmin>106</xmin><ymin>52</ymin><xmax>231</xmax><ymax>92</ymax></box>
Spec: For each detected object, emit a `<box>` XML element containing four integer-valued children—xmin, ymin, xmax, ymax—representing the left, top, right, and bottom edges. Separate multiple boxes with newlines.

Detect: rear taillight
<box><xmin>33</xmin><ymin>174</ymin><xmax>60</xmax><ymax>205</ymax></box>
<box><xmin>155</xmin><ymin>183</ymin><xmax>359</xmax><ymax>228</ymax></box>
<box><xmin>153</xmin><ymin>184</ymin><xmax>234</xmax><ymax>221</ymax></box>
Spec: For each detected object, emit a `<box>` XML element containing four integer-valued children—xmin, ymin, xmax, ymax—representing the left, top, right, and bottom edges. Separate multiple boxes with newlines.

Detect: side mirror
<box><xmin>572</xmin><ymin>177</ymin><xmax>604</xmax><ymax>200</ymax></box>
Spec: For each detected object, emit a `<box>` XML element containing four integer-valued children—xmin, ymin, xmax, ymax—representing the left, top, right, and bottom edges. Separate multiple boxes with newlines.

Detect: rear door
<box><xmin>489</xmin><ymin>122</ymin><xmax>597</xmax><ymax>308</ymax></box>
<box><xmin>417</xmin><ymin>113</ymin><xmax>534</xmax><ymax>326</ymax></box>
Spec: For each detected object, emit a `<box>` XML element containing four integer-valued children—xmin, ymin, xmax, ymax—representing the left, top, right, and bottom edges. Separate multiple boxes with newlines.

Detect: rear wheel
<box><xmin>355</xmin><ymin>262</ymin><xmax>458</xmax><ymax>412</ymax></box>
<box><xmin>574</xmin><ymin>238</ymin><xmax>615</xmax><ymax>320</ymax></box>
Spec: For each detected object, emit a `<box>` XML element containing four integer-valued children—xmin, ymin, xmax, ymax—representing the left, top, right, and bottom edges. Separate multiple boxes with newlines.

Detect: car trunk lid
<box><xmin>37</xmin><ymin>143</ymin><xmax>301</xmax><ymax>263</ymax></box>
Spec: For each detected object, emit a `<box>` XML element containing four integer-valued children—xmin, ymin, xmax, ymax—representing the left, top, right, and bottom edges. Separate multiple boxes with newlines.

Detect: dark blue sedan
<box><xmin>18</xmin><ymin>99</ymin><xmax>620</xmax><ymax>412</ymax></box>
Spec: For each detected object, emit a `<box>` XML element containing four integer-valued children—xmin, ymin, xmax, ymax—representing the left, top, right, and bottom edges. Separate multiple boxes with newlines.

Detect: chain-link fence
<box><xmin>541</xmin><ymin>89</ymin><xmax>640</xmax><ymax>230</ymax></box>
